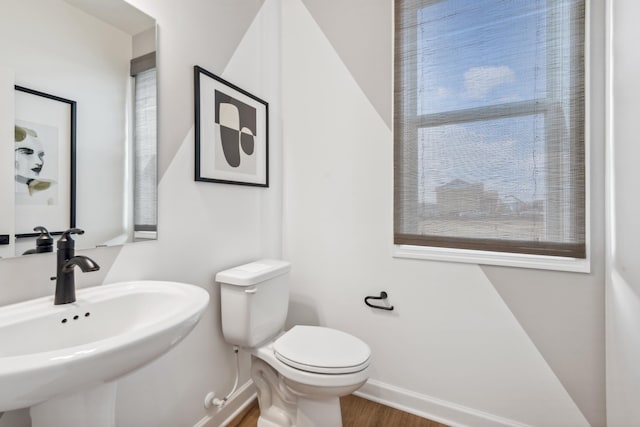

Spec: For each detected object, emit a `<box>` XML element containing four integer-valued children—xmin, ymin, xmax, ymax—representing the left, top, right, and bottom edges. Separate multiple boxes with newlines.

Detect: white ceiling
<box><xmin>63</xmin><ymin>0</ymin><xmax>155</xmax><ymax>35</ymax></box>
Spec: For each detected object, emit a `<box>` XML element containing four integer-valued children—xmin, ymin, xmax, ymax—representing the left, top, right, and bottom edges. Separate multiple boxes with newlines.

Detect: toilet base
<box><xmin>251</xmin><ymin>358</ymin><xmax>345</xmax><ymax>427</ymax></box>
<box><xmin>295</xmin><ymin>396</ymin><xmax>342</xmax><ymax>427</ymax></box>
<box><xmin>255</xmin><ymin>398</ymin><xmax>341</xmax><ymax>427</ymax></box>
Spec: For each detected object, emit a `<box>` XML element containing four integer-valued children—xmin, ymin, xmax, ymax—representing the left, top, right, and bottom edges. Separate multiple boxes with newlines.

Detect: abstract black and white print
<box><xmin>214</xmin><ymin>90</ymin><xmax>257</xmax><ymax>174</ymax></box>
<box><xmin>195</xmin><ymin>65</ymin><xmax>268</xmax><ymax>187</ymax></box>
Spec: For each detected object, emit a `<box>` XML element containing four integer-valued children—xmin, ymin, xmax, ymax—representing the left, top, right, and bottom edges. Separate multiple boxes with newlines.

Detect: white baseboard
<box><xmin>193</xmin><ymin>380</ymin><xmax>257</xmax><ymax>427</ymax></box>
<box><xmin>194</xmin><ymin>378</ymin><xmax>532</xmax><ymax>427</ymax></box>
<box><xmin>355</xmin><ymin>379</ymin><xmax>533</xmax><ymax>427</ymax></box>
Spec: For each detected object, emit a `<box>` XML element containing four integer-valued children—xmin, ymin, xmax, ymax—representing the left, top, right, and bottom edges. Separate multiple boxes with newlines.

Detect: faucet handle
<box><xmin>57</xmin><ymin>228</ymin><xmax>84</xmax><ymax>249</ymax></box>
<box><xmin>60</xmin><ymin>228</ymin><xmax>84</xmax><ymax>239</ymax></box>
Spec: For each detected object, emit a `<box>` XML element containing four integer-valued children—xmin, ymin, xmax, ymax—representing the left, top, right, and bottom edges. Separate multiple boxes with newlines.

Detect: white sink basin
<box><xmin>0</xmin><ymin>280</ymin><xmax>209</xmax><ymax>413</ymax></box>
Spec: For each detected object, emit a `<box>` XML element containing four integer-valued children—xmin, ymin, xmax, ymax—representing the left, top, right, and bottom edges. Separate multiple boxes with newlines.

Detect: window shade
<box><xmin>394</xmin><ymin>0</ymin><xmax>585</xmax><ymax>258</ymax></box>
<box><xmin>133</xmin><ymin>67</ymin><xmax>157</xmax><ymax>232</ymax></box>
<box><xmin>130</xmin><ymin>51</ymin><xmax>156</xmax><ymax>76</ymax></box>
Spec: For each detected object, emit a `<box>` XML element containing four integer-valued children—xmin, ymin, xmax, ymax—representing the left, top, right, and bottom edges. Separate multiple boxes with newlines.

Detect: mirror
<box><xmin>0</xmin><ymin>0</ymin><xmax>157</xmax><ymax>258</ymax></box>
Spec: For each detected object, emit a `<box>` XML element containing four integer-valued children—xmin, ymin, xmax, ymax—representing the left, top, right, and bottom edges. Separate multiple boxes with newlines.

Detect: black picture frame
<box><xmin>194</xmin><ymin>65</ymin><xmax>269</xmax><ymax>187</ymax></box>
<box><xmin>14</xmin><ymin>85</ymin><xmax>76</xmax><ymax>238</ymax></box>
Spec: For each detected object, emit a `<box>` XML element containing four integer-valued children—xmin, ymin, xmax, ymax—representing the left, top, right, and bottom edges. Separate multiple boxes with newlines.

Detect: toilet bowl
<box><xmin>216</xmin><ymin>260</ymin><xmax>371</xmax><ymax>427</ymax></box>
<box><xmin>251</xmin><ymin>326</ymin><xmax>370</xmax><ymax>427</ymax></box>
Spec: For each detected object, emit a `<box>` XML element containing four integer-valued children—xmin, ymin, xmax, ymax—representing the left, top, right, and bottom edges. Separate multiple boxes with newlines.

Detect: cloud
<box><xmin>436</xmin><ymin>86</ymin><xmax>450</xmax><ymax>98</ymax></box>
<box><xmin>464</xmin><ymin>66</ymin><xmax>515</xmax><ymax>99</ymax></box>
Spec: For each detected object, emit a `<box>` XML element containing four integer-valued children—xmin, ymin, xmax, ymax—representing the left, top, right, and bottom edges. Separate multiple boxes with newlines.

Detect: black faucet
<box><xmin>22</xmin><ymin>226</ymin><xmax>54</xmax><ymax>255</ymax></box>
<box><xmin>53</xmin><ymin>228</ymin><xmax>100</xmax><ymax>305</ymax></box>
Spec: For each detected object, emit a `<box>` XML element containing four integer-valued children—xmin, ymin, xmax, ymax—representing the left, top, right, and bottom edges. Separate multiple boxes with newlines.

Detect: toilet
<box><xmin>217</xmin><ymin>259</ymin><xmax>371</xmax><ymax>427</ymax></box>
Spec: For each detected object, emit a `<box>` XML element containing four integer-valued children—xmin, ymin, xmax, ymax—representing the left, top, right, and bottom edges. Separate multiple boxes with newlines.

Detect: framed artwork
<box><xmin>14</xmin><ymin>86</ymin><xmax>76</xmax><ymax>238</ymax></box>
<box><xmin>194</xmin><ymin>65</ymin><xmax>269</xmax><ymax>187</ymax></box>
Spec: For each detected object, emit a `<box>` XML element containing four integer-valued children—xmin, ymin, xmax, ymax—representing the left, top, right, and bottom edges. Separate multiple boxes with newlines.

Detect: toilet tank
<box><xmin>216</xmin><ymin>259</ymin><xmax>291</xmax><ymax>348</ymax></box>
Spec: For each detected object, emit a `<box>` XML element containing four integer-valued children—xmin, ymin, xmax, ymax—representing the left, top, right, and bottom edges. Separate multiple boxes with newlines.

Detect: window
<box><xmin>131</xmin><ymin>52</ymin><xmax>157</xmax><ymax>237</ymax></box>
<box><xmin>394</xmin><ymin>0</ymin><xmax>586</xmax><ymax>261</ymax></box>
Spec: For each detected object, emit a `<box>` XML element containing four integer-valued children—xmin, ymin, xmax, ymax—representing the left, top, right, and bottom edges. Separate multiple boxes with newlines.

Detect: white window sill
<box><xmin>393</xmin><ymin>244</ymin><xmax>591</xmax><ymax>273</ymax></box>
<box><xmin>134</xmin><ymin>230</ymin><xmax>157</xmax><ymax>241</ymax></box>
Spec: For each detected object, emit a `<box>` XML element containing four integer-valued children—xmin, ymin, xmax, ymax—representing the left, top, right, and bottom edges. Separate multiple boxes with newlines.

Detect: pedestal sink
<box><xmin>0</xmin><ymin>280</ymin><xmax>209</xmax><ymax>427</ymax></box>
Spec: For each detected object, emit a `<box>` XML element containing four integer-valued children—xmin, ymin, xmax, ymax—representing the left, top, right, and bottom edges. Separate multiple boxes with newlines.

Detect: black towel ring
<box><xmin>364</xmin><ymin>291</ymin><xmax>394</xmax><ymax>311</ymax></box>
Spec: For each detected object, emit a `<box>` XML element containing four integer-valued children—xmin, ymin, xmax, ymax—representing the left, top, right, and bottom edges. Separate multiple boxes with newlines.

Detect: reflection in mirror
<box><xmin>0</xmin><ymin>0</ymin><xmax>157</xmax><ymax>259</ymax></box>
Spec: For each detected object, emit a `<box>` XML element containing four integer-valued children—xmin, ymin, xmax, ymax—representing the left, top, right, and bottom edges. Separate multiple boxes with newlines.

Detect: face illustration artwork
<box><xmin>14</xmin><ymin>125</ymin><xmax>45</xmax><ymax>183</ymax></box>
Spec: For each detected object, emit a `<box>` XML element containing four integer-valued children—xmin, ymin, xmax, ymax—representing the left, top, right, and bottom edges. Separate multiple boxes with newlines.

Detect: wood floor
<box><xmin>227</xmin><ymin>394</ymin><xmax>449</xmax><ymax>427</ymax></box>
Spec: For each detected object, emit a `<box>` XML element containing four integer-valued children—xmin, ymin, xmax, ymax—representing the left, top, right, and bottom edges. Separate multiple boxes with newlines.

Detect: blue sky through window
<box><xmin>416</xmin><ymin>0</ymin><xmax>553</xmax><ymax>206</ymax></box>
<box><xmin>418</xmin><ymin>116</ymin><xmax>546</xmax><ymax>205</ymax></box>
<box><xmin>417</xmin><ymin>0</ymin><xmax>547</xmax><ymax>115</ymax></box>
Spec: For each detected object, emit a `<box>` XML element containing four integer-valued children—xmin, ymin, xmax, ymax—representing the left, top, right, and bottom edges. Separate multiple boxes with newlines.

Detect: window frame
<box><xmin>393</xmin><ymin>0</ymin><xmax>591</xmax><ymax>272</ymax></box>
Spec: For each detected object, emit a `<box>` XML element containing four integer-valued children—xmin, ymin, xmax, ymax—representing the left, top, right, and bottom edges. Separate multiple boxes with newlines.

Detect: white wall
<box><xmin>0</xmin><ymin>0</ymin><xmax>280</xmax><ymax>425</ymax></box>
<box><xmin>0</xmin><ymin>0</ymin><xmax>134</xmax><ymax>251</ymax></box>
<box><xmin>281</xmin><ymin>0</ymin><xmax>605</xmax><ymax>426</ymax></box>
<box><xmin>0</xmin><ymin>0</ymin><xmax>617</xmax><ymax>426</ymax></box>
<box><xmin>0</xmin><ymin>67</ymin><xmax>16</xmax><ymax>259</ymax></box>
<box><xmin>607</xmin><ymin>0</ymin><xmax>640</xmax><ymax>425</ymax></box>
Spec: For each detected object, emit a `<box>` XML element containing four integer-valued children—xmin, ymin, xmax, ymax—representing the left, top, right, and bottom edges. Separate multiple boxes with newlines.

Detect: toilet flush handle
<box><xmin>245</xmin><ymin>287</ymin><xmax>258</xmax><ymax>294</ymax></box>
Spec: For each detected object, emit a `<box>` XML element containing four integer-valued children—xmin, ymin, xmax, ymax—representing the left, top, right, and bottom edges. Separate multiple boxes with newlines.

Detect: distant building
<box><xmin>501</xmin><ymin>195</ymin><xmax>544</xmax><ymax>215</ymax></box>
<box><xmin>435</xmin><ymin>179</ymin><xmax>498</xmax><ymax>217</ymax></box>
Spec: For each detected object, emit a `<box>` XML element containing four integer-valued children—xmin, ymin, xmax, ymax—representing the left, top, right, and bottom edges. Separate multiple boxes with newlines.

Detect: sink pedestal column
<box><xmin>30</xmin><ymin>382</ymin><xmax>117</xmax><ymax>427</ymax></box>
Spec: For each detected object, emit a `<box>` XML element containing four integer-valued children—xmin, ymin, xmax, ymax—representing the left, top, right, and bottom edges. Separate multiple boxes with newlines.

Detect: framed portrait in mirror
<box><xmin>14</xmin><ymin>86</ymin><xmax>76</xmax><ymax>238</ymax></box>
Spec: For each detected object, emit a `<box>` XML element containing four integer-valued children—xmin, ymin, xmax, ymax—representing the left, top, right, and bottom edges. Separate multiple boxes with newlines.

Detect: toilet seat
<box><xmin>273</xmin><ymin>325</ymin><xmax>371</xmax><ymax>374</ymax></box>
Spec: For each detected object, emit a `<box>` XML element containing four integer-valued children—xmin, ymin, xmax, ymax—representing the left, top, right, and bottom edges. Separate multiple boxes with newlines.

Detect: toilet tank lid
<box><xmin>216</xmin><ymin>259</ymin><xmax>291</xmax><ymax>287</ymax></box>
